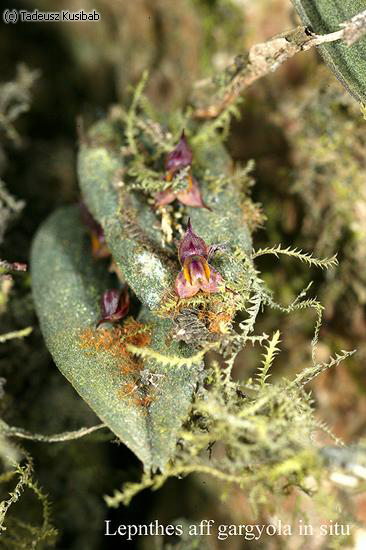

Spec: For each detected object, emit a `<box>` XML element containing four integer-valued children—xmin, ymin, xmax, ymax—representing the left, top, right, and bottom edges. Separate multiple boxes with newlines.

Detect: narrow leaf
<box><xmin>292</xmin><ymin>1</ymin><xmax>366</xmax><ymax>104</ymax></box>
<box><xmin>31</xmin><ymin>206</ymin><xmax>202</xmax><ymax>471</ymax></box>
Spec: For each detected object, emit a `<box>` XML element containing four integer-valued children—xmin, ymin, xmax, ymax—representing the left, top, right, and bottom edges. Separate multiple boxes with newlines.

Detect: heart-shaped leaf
<box><xmin>31</xmin><ymin>205</ymin><xmax>202</xmax><ymax>471</ymax></box>
<box><xmin>292</xmin><ymin>0</ymin><xmax>366</xmax><ymax>104</ymax></box>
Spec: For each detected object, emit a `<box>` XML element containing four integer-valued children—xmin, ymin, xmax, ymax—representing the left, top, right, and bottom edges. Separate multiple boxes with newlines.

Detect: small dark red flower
<box><xmin>175</xmin><ymin>219</ymin><xmax>223</xmax><ymax>298</ymax></box>
<box><xmin>165</xmin><ymin>130</ymin><xmax>192</xmax><ymax>181</ymax></box>
<box><xmin>96</xmin><ymin>288</ymin><xmax>130</xmax><ymax>327</ymax></box>
<box><xmin>155</xmin><ymin>132</ymin><xmax>210</xmax><ymax>210</ymax></box>
<box><xmin>79</xmin><ymin>201</ymin><xmax>110</xmax><ymax>259</ymax></box>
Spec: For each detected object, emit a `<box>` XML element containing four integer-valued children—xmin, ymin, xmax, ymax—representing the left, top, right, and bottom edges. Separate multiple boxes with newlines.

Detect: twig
<box><xmin>341</xmin><ymin>8</ymin><xmax>366</xmax><ymax>46</ymax></box>
<box><xmin>0</xmin><ymin>326</ymin><xmax>32</xmax><ymax>343</ymax></box>
<box><xmin>0</xmin><ymin>420</ymin><xmax>107</xmax><ymax>442</ymax></box>
<box><xmin>192</xmin><ymin>9</ymin><xmax>366</xmax><ymax>119</ymax></box>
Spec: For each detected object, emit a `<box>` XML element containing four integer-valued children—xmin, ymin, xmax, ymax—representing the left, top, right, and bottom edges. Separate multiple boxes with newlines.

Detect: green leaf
<box><xmin>77</xmin><ymin>145</ymin><xmax>176</xmax><ymax>310</ymax></box>
<box><xmin>77</xmin><ymin>126</ymin><xmax>252</xmax><ymax>311</ymax></box>
<box><xmin>31</xmin><ymin>205</ymin><xmax>202</xmax><ymax>471</ymax></box>
<box><xmin>189</xmin><ymin>140</ymin><xmax>252</xmax><ymax>259</ymax></box>
<box><xmin>292</xmin><ymin>0</ymin><xmax>366</xmax><ymax>104</ymax></box>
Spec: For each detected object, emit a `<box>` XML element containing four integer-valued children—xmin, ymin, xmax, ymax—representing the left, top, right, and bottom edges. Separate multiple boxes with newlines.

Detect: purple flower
<box><xmin>175</xmin><ymin>219</ymin><xmax>223</xmax><ymax>299</ymax></box>
<box><xmin>155</xmin><ymin>174</ymin><xmax>210</xmax><ymax>209</ymax></box>
<box><xmin>165</xmin><ymin>130</ymin><xmax>192</xmax><ymax>179</ymax></box>
<box><xmin>79</xmin><ymin>201</ymin><xmax>110</xmax><ymax>259</ymax></box>
<box><xmin>155</xmin><ymin>132</ymin><xmax>210</xmax><ymax>210</ymax></box>
<box><xmin>96</xmin><ymin>288</ymin><xmax>129</xmax><ymax>327</ymax></box>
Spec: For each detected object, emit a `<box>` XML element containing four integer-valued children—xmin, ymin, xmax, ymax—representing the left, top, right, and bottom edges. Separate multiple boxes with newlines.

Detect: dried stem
<box><xmin>192</xmin><ymin>9</ymin><xmax>366</xmax><ymax>119</ymax></box>
<box><xmin>0</xmin><ymin>420</ymin><xmax>107</xmax><ymax>442</ymax></box>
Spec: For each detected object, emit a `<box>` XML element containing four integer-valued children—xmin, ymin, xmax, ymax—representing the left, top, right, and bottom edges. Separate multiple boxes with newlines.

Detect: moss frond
<box><xmin>252</xmin><ymin>244</ymin><xmax>338</xmax><ymax>269</ymax></box>
<box><xmin>0</xmin><ymin>64</ymin><xmax>40</xmax><ymax>146</ymax></box>
<box><xmin>126</xmin><ymin>343</ymin><xmax>210</xmax><ymax>368</ymax></box>
<box><xmin>256</xmin><ymin>330</ymin><xmax>281</xmax><ymax>388</ymax></box>
<box><xmin>291</xmin><ymin>349</ymin><xmax>356</xmax><ymax>388</ymax></box>
<box><xmin>107</xmin><ymin>293</ymin><xmax>355</xmax><ymax>507</ymax></box>
<box><xmin>0</xmin><ymin>453</ymin><xmax>57</xmax><ymax>546</ymax></box>
<box><xmin>361</xmin><ymin>103</ymin><xmax>366</xmax><ymax>120</ymax></box>
<box><xmin>191</xmin><ymin>99</ymin><xmax>242</xmax><ymax>146</ymax></box>
<box><xmin>0</xmin><ymin>327</ymin><xmax>32</xmax><ymax>344</ymax></box>
<box><xmin>125</xmin><ymin>70</ymin><xmax>149</xmax><ymax>156</ymax></box>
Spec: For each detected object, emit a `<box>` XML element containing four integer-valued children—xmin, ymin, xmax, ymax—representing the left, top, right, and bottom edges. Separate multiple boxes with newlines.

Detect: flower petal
<box><xmin>97</xmin><ymin>288</ymin><xmax>129</xmax><ymax>327</ymax></box>
<box><xmin>199</xmin><ymin>266</ymin><xmax>223</xmax><ymax>294</ymax></box>
<box><xmin>177</xmin><ymin>176</ymin><xmax>211</xmax><ymax>210</ymax></box>
<box><xmin>80</xmin><ymin>200</ymin><xmax>110</xmax><ymax>259</ymax></box>
<box><xmin>79</xmin><ymin>200</ymin><xmax>104</xmax><ymax>239</ymax></box>
<box><xmin>175</xmin><ymin>222</ymin><xmax>224</xmax><ymax>297</ymax></box>
<box><xmin>155</xmin><ymin>190</ymin><xmax>176</xmax><ymax>206</ymax></box>
<box><xmin>175</xmin><ymin>270</ymin><xmax>200</xmax><ymax>298</ymax></box>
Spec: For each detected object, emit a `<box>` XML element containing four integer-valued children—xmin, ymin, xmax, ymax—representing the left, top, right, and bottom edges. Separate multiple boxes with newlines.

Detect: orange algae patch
<box><xmin>132</xmin><ymin>393</ymin><xmax>154</xmax><ymax>412</ymax></box>
<box><xmin>79</xmin><ymin>318</ymin><xmax>154</xmax><ymax>408</ymax></box>
<box><xmin>118</xmin><ymin>381</ymin><xmax>138</xmax><ymax>398</ymax></box>
<box><xmin>138</xmin><ymin>396</ymin><xmax>153</xmax><ymax>407</ymax></box>
<box><xmin>117</xmin><ymin>383</ymin><xmax>155</xmax><ymax>411</ymax></box>
<box><xmin>79</xmin><ymin>317</ymin><xmax>151</xmax><ymax>376</ymax></box>
<box><xmin>198</xmin><ymin>310</ymin><xmax>233</xmax><ymax>333</ymax></box>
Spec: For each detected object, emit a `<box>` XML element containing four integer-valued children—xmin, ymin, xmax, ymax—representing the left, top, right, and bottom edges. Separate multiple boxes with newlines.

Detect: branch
<box><xmin>341</xmin><ymin>8</ymin><xmax>366</xmax><ymax>46</ymax></box>
<box><xmin>0</xmin><ymin>420</ymin><xmax>107</xmax><ymax>442</ymax></box>
<box><xmin>192</xmin><ymin>9</ymin><xmax>366</xmax><ymax>119</ymax></box>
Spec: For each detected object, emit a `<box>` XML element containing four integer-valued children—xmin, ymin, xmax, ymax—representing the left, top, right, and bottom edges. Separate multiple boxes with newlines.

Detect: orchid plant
<box><xmin>31</xmin><ymin>92</ymin><xmax>253</xmax><ymax>472</ymax></box>
<box><xmin>2</xmin><ymin>0</ymin><xmax>364</xmax><ymax>540</ymax></box>
<box><xmin>30</xmin><ymin>71</ymin><xmax>348</xmax><ymax>513</ymax></box>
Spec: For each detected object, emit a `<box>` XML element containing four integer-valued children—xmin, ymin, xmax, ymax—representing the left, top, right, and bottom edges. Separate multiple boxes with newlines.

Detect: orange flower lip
<box><xmin>183</xmin><ymin>256</ymin><xmax>211</xmax><ymax>285</ymax></box>
<box><xmin>187</xmin><ymin>172</ymin><xmax>194</xmax><ymax>191</ymax></box>
<box><xmin>91</xmin><ymin>232</ymin><xmax>110</xmax><ymax>259</ymax></box>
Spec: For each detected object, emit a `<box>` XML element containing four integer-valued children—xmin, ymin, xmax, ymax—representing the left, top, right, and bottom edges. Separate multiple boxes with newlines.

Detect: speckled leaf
<box><xmin>189</xmin><ymin>141</ymin><xmax>252</xmax><ymax>282</ymax></box>
<box><xmin>292</xmin><ymin>0</ymin><xmax>366</xmax><ymax>104</ymax></box>
<box><xmin>135</xmin><ymin>310</ymin><xmax>203</xmax><ymax>470</ymax></box>
<box><xmin>31</xmin><ymin>205</ymin><xmax>202</xmax><ymax>471</ymax></box>
<box><xmin>77</xmin><ymin>123</ymin><xmax>252</xmax><ymax>310</ymax></box>
<box><xmin>77</xmin><ymin>144</ymin><xmax>176</xmax><ymax>310</ymax></box>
